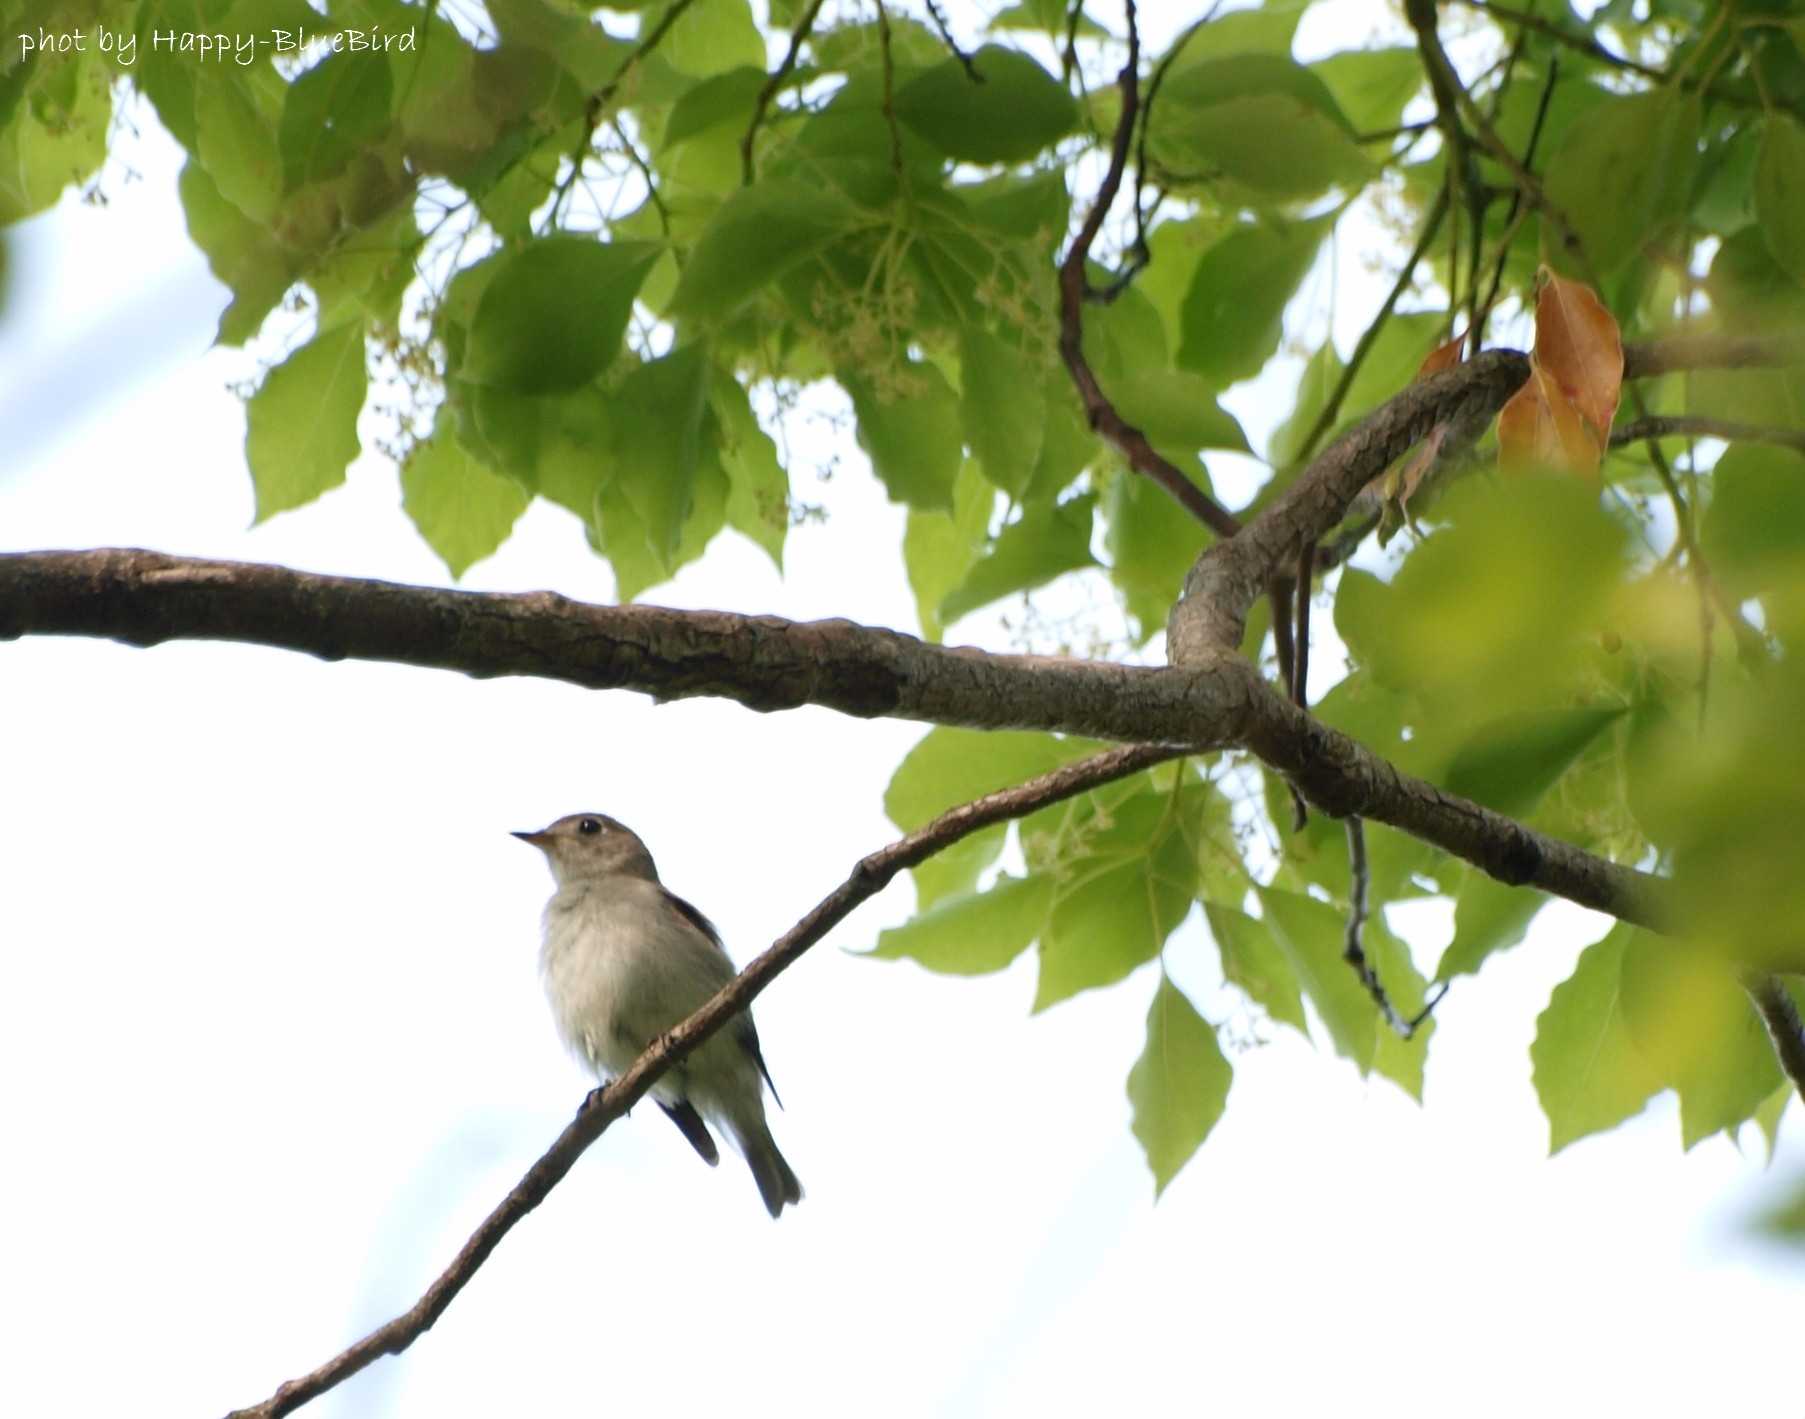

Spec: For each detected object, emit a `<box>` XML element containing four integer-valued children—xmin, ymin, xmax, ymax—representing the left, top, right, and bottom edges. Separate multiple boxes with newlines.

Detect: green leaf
<box><xmin>400</xmin><ymin>431</ymin><xmax>531</xmax><ymax>578</ymax></box>
<box><xmin>1435</xmin><ymin>870</ymin><xmax>1546</xmax><ymax>983</ymax></box>
<box><xmin>1149</xmin><ymin>58</ymin><xmax>1371</xmax><ymax>205</ymax></box>
<box><xmin>179</xmin><ymin>160</ymin><xmax>295</xmax><ymax>346</ymax></box>
<box><xmin>1257</xmin><ymin>886</ymin><xmax>1378</xmax><ymax>1071</ymax></box>
<box><xmin>905</xmin><ymin>461</ymin><xmax>995</xmax><ymax>641</ymax></box>
<box><xmin>662</xmin><ymin>65</ymin><xmax>768</xmax><ymax>147</ymax></box>
<box><xmin>868</xmin><ymin>873</ymin><xmax>1053</xmax><ymax>975</ymax></box>
<box><xmin>1206</xmin><ymin>900</ymin><xmax>1306</xmax><ymax>1033</ymax></box>
<box><xmin>959</xmin><ymin>328</ymin><xmax>1046</xmax><ymax>497</ymax></box>
<box><xmin>669</xmin><ymin>179</ymin><xmax>862</xmax><ymax>321</ymax></box>
<box><xmin>463</xmin><ymin>238</ymin><xmax>659</xmax><ymax>393</ymax></box>
<box><xmin>1164</xmin><ymin>3</ymin><xmax>1300</xmax><ymax>64</ymax></box>
<box><xmin>885</xmin><ymin>726</ymin><xmax>1096</xmax><ymax>907</ymax></box>
<box><xmin>1177</xmin><ymin>215</ymin><xmax>1330</xmax><ymax>385</ymax></box>
<box><xmin>1268</xmin><ymin>339</ymin><xmax>1345</xmax><ymax>466</ymax></box>
<box><xmin>660</xmin><ymin>0</ymin><xmax>765</xmax><ymax>76</ymax></box>
<box><xmin>1311</xmin><ymin>47</ymin><xmax>1423</xmax><ymax>136</ymax></box>
<box><xmin>0</xmin><ymin>49</ymin><xmax>110</xmax><ymax>222</ymax></box>
<box><xmin>608</xmin><ymin>344</ymin><xmax>711</xmax><ymax>559</ymax></box>
<box><xmin>1443</xmin><ymin>706</ymin><xmax>1626</xmax><ymax>818</ymax></box>
<box><xmin>1104</xmin><ymin>469</ymin><xmax>1208</xmax><ymax>643</ymax></box>
<box><xmin>1619</xmin><ymin>938</ymin><xmax>1783</xmax><ymax>1150</ymax></box>
<box><xmin>710</xmin><ymin>373</ymin><xmax>789</xmax><ymax>569</ymax></box>
<box><xmin>244</xmin><ymin>321</ymin><xmax>367</xmax><ymax>522</ymax></box>
<box><xmin>940</xmin><ymin>494</ymin><xmax>1098</xmax><ymax>626</ymax></box>
<box><xmin>1100</xmin><ymin>368</ymin><xmax>1250</xmax><ymax>456</ymax></box>
<box><xmin>1127</xmin><ymin>977</ymin><xmax>1233</xmax><ymax>1196</ymax></box>
<box><xmin>1531</xmin><ymin>924</ymin><xmax>1665</xmax><ymax>1153</ymax></box>
<box><xmin>1756</xmin><ymin>113</ymin><xmax>1805</xmax><ymax>285</ymax></box>
<box><xmin>846</xmin><ymin>361</ymin><xmax>964</xmax><ymax>511</ymax></box>
<box><xmin>893</xmin><ymin>46</ymin><xmax>1077</xmax><ymax>164</ymax></box>
<box><xmin>278</xmin><ymin>50</ymin><xmax>393</xmax><ymax>191</ymax></box>
<box><xmin>1542</xmin><ymin>89</ymin><xmax>1699</xmax><ymax>277</ymax></box>
<box><xmin>195</xmin><ymin>73</ymin><xmax>284</xmax><ymax>223</ymax></box>
<box><xmin>1700</xmin><ymin>442</ymin><xmax>1805</xmax><ymax>599</ymax></box>
<box><xmin>1035</xmin><ymin>788</ymin><xmax>1201</xmax><ymax>1010</ymax></box>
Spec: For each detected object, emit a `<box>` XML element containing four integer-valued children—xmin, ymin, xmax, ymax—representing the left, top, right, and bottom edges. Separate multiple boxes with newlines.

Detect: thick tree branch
<box><xmin>0</xmin><ymin>549</ymin><xmax>1670</xmax><ymax>928</ymax></box>
<box><xmin>1165</xmin><ymin>330</ymin><xmax>1805</xmax><ymax>662</ymax></box>
<box><xmin>221</xmin><ymin>742</ymin><xmax>1185</xmax><ymax>1419</ymax></box>
<box><xmin>1611</xmin><ymin>415</ymin><xmax>1805</xmax><ymax>455</ymax></box>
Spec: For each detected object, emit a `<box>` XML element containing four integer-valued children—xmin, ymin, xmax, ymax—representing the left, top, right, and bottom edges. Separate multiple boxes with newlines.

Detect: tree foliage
<box><xmin>7</xmin><ymin>0</ymin><xmax>1805</xmax><ymax>1220</ymax></box>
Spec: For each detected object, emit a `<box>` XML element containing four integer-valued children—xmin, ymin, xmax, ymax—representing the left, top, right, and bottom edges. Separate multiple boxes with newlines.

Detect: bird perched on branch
<box><xmin>515</xmin><ymin>812</ymin><xmax>802</xmax><ymax>1218</ymax></box>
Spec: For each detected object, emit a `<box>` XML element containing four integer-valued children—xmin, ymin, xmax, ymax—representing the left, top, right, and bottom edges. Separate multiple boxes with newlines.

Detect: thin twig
<box><xmin>1343</xmin><ymin>817</ymin><xmax>1448</xmax><ymax>1038</ymax></box>
<box><xmin>1474</xmin><ymin>54</ymin><xmax>1560</xmax><ymax>351</ymax></box>
<box><xmin>742</xmin><ymin>0</ymin><xmax>828</xmax><ymax>185</ymax></box>
<box><xmin>1611</xmin><ymin>415</ymin><xmax>1805</xmax><ymax>455</ymax></box>
<box><xmin>1054</xmin><ymin>0</ymin><xmax>1240</xmax><ymax>538</ymax></box>
<box><xmin>1745</xmin><ymin>972</ymin><xmax>1805</xmax><ymax>1104</ymax></box>
<box><xmin>1291</xmin><ymin>187</ymin><xmax>1450</xmax><ymax>468</ymax></box>
<box><xmin>922</xmin><ymin>0</ymin><xmax>982</xmax><ymax>79</ymax></box>
<box><xmin>553</xmin><ymin>0</ymin><xmax>702</xmax><ymax>218</ymax></box>
<box><xmin>222</xmin><ymin>742</ymin><xmax>1188</xmax><ymax>1419</ymax></box>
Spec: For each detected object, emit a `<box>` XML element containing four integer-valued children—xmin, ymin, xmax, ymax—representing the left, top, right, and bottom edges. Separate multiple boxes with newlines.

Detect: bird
<box><xmin>514</xmin><ymin>812</ymin><xmax>802</xmax><ymax>1218</ymax></box>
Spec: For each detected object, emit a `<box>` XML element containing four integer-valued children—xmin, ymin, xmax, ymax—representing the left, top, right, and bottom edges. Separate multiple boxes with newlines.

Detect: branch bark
<box><xmin>221</xmin><ymin>741</ymin><xmax>1185</xmax><ymax>1419</ymax></box>
<box><xmin>1746</xmin><ymin>973</ymin><xmax>1805</xmax><ymax>1105</ymax></box>
<box><xmin>0</xmin><ymin>548</ymin><xmax>1669</xmax><ymax>928</ymax></box>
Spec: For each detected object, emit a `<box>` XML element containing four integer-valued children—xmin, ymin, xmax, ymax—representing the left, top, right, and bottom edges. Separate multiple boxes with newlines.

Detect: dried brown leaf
<box><xmin>1533</xmin><ymin>266</ymin><xmax>1623</xmax><ymax>443</ymax></box>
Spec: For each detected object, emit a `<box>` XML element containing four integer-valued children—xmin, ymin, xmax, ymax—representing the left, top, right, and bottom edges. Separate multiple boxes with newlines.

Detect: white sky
<box><xmin>2</xmin><ymin>11</ymin><xmax>1803</xmax><ymax>1418</ymax></box>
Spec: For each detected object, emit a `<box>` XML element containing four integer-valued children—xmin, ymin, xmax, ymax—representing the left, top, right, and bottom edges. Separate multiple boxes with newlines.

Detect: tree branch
<box><xmin>0</xmin><ymin>549</ymin><xmax>1671</xmax><ymax>929</ymax></box>
<box><xmin>1611</xmin><ymin>414</ymin><xmax>1805</xmax><ymax>456</ymax></box>
<box><xmin>1055</xmin><ymin>1</ymin><xmax>1241</xmax><ymax>539</ymax></box>
<box><xmin>1746</xmin><ymin>973</ymin><xmax>1805</xmax><ymax>1105</ymax></box>
<box><xmin>221</xmin><ymin>742</ymin><xmax>1186</xmax><ymax>1419</ymax></box>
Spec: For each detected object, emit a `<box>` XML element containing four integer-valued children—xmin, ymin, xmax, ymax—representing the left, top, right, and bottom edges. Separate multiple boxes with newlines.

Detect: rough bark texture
<box><xmin>0</xmin><ymin>548</ymin><xmax>1670</xmax><ymax>929</ymax></box>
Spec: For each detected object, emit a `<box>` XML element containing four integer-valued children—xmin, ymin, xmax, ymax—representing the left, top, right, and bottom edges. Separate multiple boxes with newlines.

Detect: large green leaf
<box><xmin>1435</xmin><ymin>870</ymin><xmax>1546</xmax><ymax>983</ymax></box>
<box><xmin>1531</xmin><ymin>925</ymin><xmax>1665</xmax><ymax>1153</ymax></box>
<box><xmin>400</xmin><ymin>430</ymin><xmax>531</xmax><ymax>578</ymax></box>
<box><xmin>1206</xmin><ymin>900</ymin><xmax>1306</xmax><ymax>1033</ymax></box>
<box><xmin>1619</xmin><ymin>937</ymin><xmax>1783</xmax><ymax>1149</ymax></box>
<box><xmin>1149</xmin><ymin>56</ymin><xmax>1371</xmax><ymax>205</ymax></box>
<box><xmin>905</xmin><ymin>462</ymin><xmax>995</xmax><ymax>642</ymax></box>
<box><xmin>1127</xmin><ymin>977</ymin><xmax>1233</xmax><ymax>1196</ymax></box>
<box><xmin>1268</xmin><ymin>339</ymin><xmax>1345</xmax><ymax>466</ymax></box>
<box><xmin>893</xmin><ymin>46</ymin><xmax>1077</xmax><ymax>163</ymax></box>
<box><xmin>608</xmin><ymin>344</ymin><xmax>711</xmax><ymax>559</ymax></box>
<box><xmin>244</xmin><ymin>320</ymin><xmax>367</xmax><ymax>522</ymax></box>
<box><xmin>710</xmin><ymin>373</ymin><xmax>789</xmax><ymax>570</ymax></box>
<box><xmin>463</xmin><ymin>238</ymin><xmax>659</xmax><ymax>393</ymax></box>
<box><xmin>940</xmin><ymin>494</ymin><xmax>1098</xmax><ymax>626</ymax></box>
<box><xmin>845</xmin><ymin>362</ymin><xmax>964</xmax><ymax>511</ymax></box>
<box><xmin>1543</xmin><ymin>89</ymin><xmax>1699</xmax><ymax>276</ymax></box>
<box><xmin>1100</xmin><ymin>368</ymin><xmax>1249</xmax><ymax>456</ymax></box>
<box><xmin>1756</xmin><ymin>112</ymin><xmax>1805</xmax><ymax>285</ymax></box>
<box><xmin>1103</xmin><ymin>470</ymin><xmax>1209</xmax><ymax>643</ymax></box>
<box><xmin>959</xmin><ymin>327</ymin><xmax>1046</xmax><ymax>497</ymax></box>
<box><xmin>0</xmin><ymin>48</ymin><xmax>110</xmax><ymax>222</ymax></box>
<box><xmin>1311</xmin><ymin>47</ymin><xmax>1422</xmax><ymax>135</ymax></box>
<box><xmin>278</xmin><ymin>50</ymin><xmax>392</xmax><ymax>191</ymax></box>
<box><xmin>1442</xmin><ymin>706</ymin><xmax>1626</xmax><ymax>818</ymax></box>
<box><xmin>1256</xmin><ymin>886</ymin><xmax>1378</xmax><ymax>1072</ymax></box>
<box><xmin>669</xmin><ymin>179</ymin><xmax>862</xmax><ymax>321</ymax></box>
<box><xmin>1035</xmin><ymin>787</ymin><xmax>1203</xmax><ymax>1010</ymax></box>
<box><xmin>1177</xmin><ymin>215</ymin><xmax>1330</xmax><ymax>385</ymax></box>
<box><xmin>868</xmin><ymin>873</ymin><xmax>1052</xmax><ymax>975</ymax></box>
<box><xmin>1700</xmin><ymin>442</ymin><xmax>1805</xmax><ymax>598</ymax></box>
<box><xmin>179</xmin><ymin>160</ymin><xmax>295</xmax><ymax>346</ymax></box>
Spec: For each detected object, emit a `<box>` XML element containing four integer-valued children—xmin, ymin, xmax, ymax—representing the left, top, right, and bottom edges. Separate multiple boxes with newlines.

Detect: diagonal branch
<box><xmin>220</xmin><ymin>741</ymin><xmax>1187</xmax><ymax>1419</ymax></box>
<box><xmin>1611</xmin><ymin>415</ymin><xmax>1805</xmax><ymax>456</ymax></box>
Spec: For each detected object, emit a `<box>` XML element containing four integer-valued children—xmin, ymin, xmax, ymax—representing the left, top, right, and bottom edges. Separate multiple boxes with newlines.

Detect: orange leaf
<box><xmin>1498</xmin><ymin>360</ymin><xmax>1601</xmax><ymax>476</ymax></box>
<box><xmin>1416</xmin><ymin>331</ymin><xmax>1465</xmax><ymax>379</ymax></box>
<box><xmin>1532</xmin><ymin>266</ymin><xmax>1622</xmax><ymax>443</ymax></box>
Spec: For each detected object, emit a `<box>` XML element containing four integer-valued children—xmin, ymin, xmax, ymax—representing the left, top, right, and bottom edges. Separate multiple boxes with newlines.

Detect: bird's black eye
<box><xmin>578</xmin><ymin>818</ymin><xmax>603</xmax><ymax>836</ymax></box>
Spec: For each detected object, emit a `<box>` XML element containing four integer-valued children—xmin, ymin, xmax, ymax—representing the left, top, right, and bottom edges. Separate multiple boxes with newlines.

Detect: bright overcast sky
<box><xmin>2</xmin><ymin>6</ymin><xmax>1803</xmax><ymax>1417</ymax></box>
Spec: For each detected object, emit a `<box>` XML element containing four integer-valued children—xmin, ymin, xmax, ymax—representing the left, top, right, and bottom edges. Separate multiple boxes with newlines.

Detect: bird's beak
<box><xmin>512</xmin><ymin>830</ymin><xmax>548</xmax><ymax>846</ymax></box>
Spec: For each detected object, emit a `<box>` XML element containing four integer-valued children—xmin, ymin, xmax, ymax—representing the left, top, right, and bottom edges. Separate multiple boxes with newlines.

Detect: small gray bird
<box><xmin>514</xmin><ymin>812</ymin><xmax>802</xmax><ymax>1218</ymax></box>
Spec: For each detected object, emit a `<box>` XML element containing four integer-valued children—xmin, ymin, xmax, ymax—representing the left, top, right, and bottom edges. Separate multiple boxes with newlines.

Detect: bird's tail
<box><xmin>742</xmin><ymin>1123</ymin><xmax>803</xmax><ymax>1219</ymax></box>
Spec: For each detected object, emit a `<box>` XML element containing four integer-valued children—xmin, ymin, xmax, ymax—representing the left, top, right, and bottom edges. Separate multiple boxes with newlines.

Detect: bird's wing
<box><xmin>660</xmin><ymin>887</ymin><xmax>783</xmax><ymax>1107</ymax></box>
